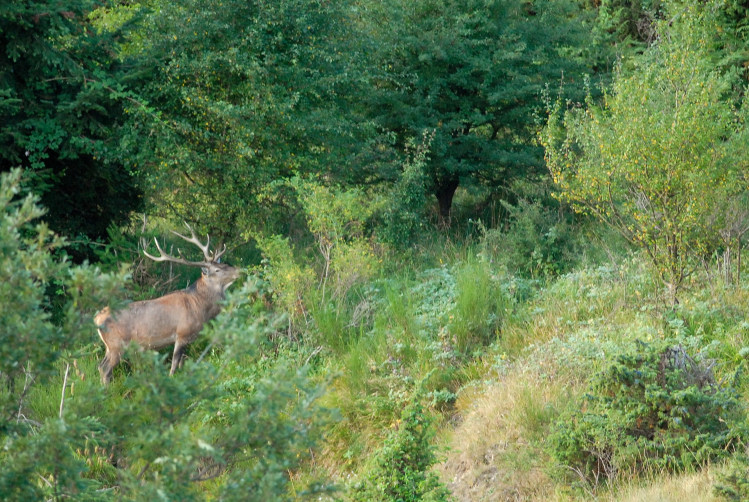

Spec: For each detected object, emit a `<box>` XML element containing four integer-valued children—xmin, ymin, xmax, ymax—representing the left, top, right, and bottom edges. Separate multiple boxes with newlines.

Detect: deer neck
<box><xmin>191</xmin><ymin>277</ymin><xmax>225</xmax><ymax>302</ymax></box>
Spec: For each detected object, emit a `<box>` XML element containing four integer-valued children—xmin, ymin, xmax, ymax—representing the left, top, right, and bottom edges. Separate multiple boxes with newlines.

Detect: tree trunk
<box><xmin>667</xmin><ymin>281</ymin><xmax>680</xmax><ymax>307</ymax></box>
<box><xmin>434</xmin><ymin>174</ymin><xmax>459</xmax><ymax>224</ymax></box>
<box><xmin>722</xmin><ymin>246</ymin><xmax>731</xmax><ymax>284</ymax></box>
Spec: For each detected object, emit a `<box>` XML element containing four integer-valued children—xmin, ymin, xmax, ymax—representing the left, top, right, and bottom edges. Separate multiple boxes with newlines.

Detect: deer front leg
<box><xmin>170</xmin><ymin>340</ymin><xmax>188</xmax><ymax>375</ymax></box>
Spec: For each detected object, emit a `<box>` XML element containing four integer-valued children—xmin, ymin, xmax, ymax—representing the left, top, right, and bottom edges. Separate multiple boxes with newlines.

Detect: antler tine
<box><xmin>213</xmin><ymin>243</ymin><xmax>228</xmax><ymax>262</ymax></box>
<box><xmin>170</xmin><ymin>222</ymin><xmax>214</xmax><ymax>262</ymax></box>
<box><xmin>142</xmin><ymin>237</ymin><xmax>166</xmax><ymax>262</ymax></box>
<box><xmin>143</xmin><ymin>237</ymin><xmax>196</xmax><ymax>266</ymax></box>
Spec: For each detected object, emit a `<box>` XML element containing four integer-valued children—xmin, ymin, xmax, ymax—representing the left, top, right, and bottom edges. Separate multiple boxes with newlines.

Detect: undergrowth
<box><xmin>438</xmin><ymin>250</ymin><xmax>749</xmax><ymax>502</ymax></box>
<box><xmin>9</xmin><ymin>198</ymin><xmax>749</xmax><ymax>501</ymax></box>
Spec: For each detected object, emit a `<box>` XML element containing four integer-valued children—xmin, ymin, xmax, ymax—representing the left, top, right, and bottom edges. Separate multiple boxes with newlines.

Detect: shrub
<box><xmin>478</xmin><ymin>195</ymin><xmax>580</xmax><ymax>279</ymax></box>
<box><xmin>260</xmin><ymin>179</ymin><xmax>382</xmax><ymax>346</ymax></box>
<box><xmin>351</xmin><ymin>396</ymin><xmax>452</xmax><ymax>502</ymax></box>
<box><xmin>715</xmin><ymin>454</ymin><xmax>749</xmax><ymax>501</ymax></box>
<box><xmin>0</xmin><ymin>169</ymin><xmax>127</xmax><ymax>499</ymax></box>
<box><xmin>255</xmin><ymin>234</ymin><xmax>315</xmax><ymax>326</ymax></box>
<box><xmin>329</xmin><ymin>240</ymin><xmax>379</xmax><ymax>301</ymax></box>
<box><xmin>377</xmin><ymin>132</ymin><xmax>432</xmax><ymax>249</ymax></box>
<box><xmin>291</xmin><ymin>178</ymin><xmax>377</xmax><ymax>303</ymax></box>
<box><xmin>549</xmin><ymin>338</ymin><xmax>745</xmax><ymax>492</ymax></box>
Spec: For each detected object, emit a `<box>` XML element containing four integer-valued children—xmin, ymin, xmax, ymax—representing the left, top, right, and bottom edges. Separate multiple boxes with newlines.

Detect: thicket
<box><xmin>717</xmin><ymin>454</ymin><xmax>749</xmax><ymax>501</ymax></box>
<box><xmin>0</xmin><ymin>170</ymin><xmax>333</xmax><ymax>500</ymax></box>
<box><xmin>351</xmin><ymin>395</ymin><xmax>452</xmax><ymax>502</ymax></box>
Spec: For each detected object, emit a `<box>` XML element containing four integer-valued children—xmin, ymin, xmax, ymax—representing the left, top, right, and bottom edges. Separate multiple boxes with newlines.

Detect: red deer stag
<box><xmin>94</xmin><ymin>224</ymin><xmax>240</xmax><ymax>384</ymax></box>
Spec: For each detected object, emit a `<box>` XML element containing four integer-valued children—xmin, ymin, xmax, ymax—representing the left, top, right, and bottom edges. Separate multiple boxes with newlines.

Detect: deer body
<box><xmin>95</xmin><ymin>226</ymin><xmax>239</xmax><ymax>384</ymax></box>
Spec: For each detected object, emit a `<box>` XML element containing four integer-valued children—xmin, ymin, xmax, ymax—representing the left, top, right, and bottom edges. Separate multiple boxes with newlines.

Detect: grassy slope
<box><xmin>437</xmin><ymin>256</ymin><xmax>749</xmax><ymax>501</ymax></box>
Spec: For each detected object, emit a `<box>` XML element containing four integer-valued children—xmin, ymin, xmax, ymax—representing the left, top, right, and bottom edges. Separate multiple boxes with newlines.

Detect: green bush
<box><xmin>479</xmin><ymin>196</ymin><xmax>581</xmax><ymax>279</ymax></box>
<box><xmin>351</xmin><ymin>395</ymin><xmax>452</xmax><ymax>502</ymax></box>
<box><xmin>0</xmin><ymin>169</ymin><xmax>125</xmax><ymax>500</ymax></box>
<box><xmin>0</xmin><ymin>168</ymin><xmax>128</xmax><ymax>422</ymax></box>
<box><xmin>715</xmin><ymin>453</ymin><xmax>749</xmax><ymax>501</ymax></box>
<box><xmin>377</xmin><ymin>133</ymin><xmax>432</xmax><ymax>249</ymax></box>
<box><xmin>255</xmin><ymin>233</ymin><xmax>316</xmax><ymax>327</ymax></box>
<box><xmin>549</xmin><ymin>338</ymin><xmax>745</xmax><ymax>491</ymax></box>
<box><xmin>259</xmin><ymin>178</ymin><xmax>381</xmax><ymax>344</ymax></box>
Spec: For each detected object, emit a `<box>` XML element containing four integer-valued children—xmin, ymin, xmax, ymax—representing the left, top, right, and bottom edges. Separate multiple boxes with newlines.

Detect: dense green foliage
<box><xmin>362</xmin><ymin>0</ymin><xmax>595</xmax><ymax>218</ymax></box>
<box><xmin>716</xmin><ymin>454</ymin><xmax>749</xmax><ymax>501</ymax></box>
<box><xmin>0</xmin><ymin>171</ymin><xmax>331</xmax><ymax>500</ymax></box>
<box><xmin>549</xmin><ymin>337</ymin><xmax>745</xmax><ymax>491</ymax></box>
<box><xmin>543</xmin><ymin>3</ymin><xmax>749</xmax><ymax>305</ymax></box>
<box><xmin>0</xmin><ymin>169</ymin><xmax>126</xmax><ymax>432</ymax></box>
<box><xmin>0</xmin><ymin>1</ymin><xmax>141</xmax><ymax>250</ymax></box>
<box><xmin>376</xmin><ymin>133</ymin><xmax>432</xmax><ymax>248</ymax></box>
<box><xmin>2</xmin><ymin>0</ymin><xmax>749</xmax><ymax>500</ymax></box>
<box><xmin>351</xmin><ymin>396</ymin><xmax>452</xmax><ymax>501</ymax></box>
<box><xmin>114</xmin><ymin>0</ymin><xmax>360</xmax><ymax>238</ymax></box>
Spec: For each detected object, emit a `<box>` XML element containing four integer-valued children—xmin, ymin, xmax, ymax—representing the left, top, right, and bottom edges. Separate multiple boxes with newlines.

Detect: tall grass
<box><xmin>450</xmin><ymin>258</ymin><xmax>509</xmax><ymax>354</ymax></box>
<box><xmin>607</xmin><ymin>468</ymin><xmax>722</xmax><ymax>502</ymax></box>
<box><xmin>439</xmin><ymin>366</ymin><xmax>567</xmax><ymax>501</ymax></box>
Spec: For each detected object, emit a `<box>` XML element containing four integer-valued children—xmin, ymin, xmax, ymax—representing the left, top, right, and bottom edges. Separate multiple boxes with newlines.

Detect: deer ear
<box><xmin>201</xmin><ymin>266</ymin><xmax>210</xmax><ymax>276</ymax></box>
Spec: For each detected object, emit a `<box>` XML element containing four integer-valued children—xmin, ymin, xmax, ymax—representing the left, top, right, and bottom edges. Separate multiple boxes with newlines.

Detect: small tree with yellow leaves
<box><xmin>541</xmin><ymin>2</ymin><xmax>748</xmax><ymax>306</ymax></box>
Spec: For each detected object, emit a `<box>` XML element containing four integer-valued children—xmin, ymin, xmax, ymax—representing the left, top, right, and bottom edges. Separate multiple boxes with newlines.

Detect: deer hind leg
<box><xmin>170</xmin><ymin>340</ymin><xmax>188</xmax><ymax>376</ymax></box>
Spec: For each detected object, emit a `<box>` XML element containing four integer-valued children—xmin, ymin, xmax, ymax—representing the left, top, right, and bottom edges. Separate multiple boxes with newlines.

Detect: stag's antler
<box><xmin>170</xmin><ymin>222</ymin><xmax>227</xmax><ymax>262</ymax></box>
<box><xmin>143</xmin><ymin>222</ymin><xmax>226</xmax><ymax>266</ymax></box>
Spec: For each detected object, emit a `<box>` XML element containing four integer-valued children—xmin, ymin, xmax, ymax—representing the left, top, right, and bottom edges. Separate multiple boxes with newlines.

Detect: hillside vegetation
<box><xmin>1</xmin><ymin>0</ymin><xmax>748</xmax><ymax>500</ymax></box>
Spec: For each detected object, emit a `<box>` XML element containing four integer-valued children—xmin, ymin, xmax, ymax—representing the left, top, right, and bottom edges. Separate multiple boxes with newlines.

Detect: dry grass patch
<box><xmin>607</xmin><ymin>467</ymin><xmax>721</xmax><ymax>502</ymax></box>
<box><xmin>438</xmin><ymin>365</ymin><xmax>575</xmax><ymax>501</ymax></box>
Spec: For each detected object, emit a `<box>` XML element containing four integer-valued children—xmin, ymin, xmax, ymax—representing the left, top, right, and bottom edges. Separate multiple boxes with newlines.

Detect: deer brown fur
<box><xmin>95</xmin><ymin>225</ymin><xmax>240</xmax><ymax>384</ymax></box>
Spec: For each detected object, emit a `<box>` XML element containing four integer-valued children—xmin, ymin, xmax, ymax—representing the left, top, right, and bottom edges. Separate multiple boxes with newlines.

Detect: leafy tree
<box><xmin>588</xmin><ymin>0</ymin><xmax>665</xmax><ymax>53</ymax></box>
<box><xmin>587</xmin><ymin>0</ymin><xmax>749</xmax><ymax>77</ymax></box>
<box><xmin>0</xmin><ymin>1</ymin><xmax>142</xmax><ymax>252</ymax></box>
<box><xmin>112</xmin><ymin>0</ymin><xmax>360</xmax><ymax>240</ymax></box>
<box><xmin>361</xmin><ymin>0</ymin><xmax>595</xmax><ymax>220</ymax></box>
<box><xmin>542</xmin><ymin>2</ymin><xmax>749</xmax><ymax>305</ymax></box>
